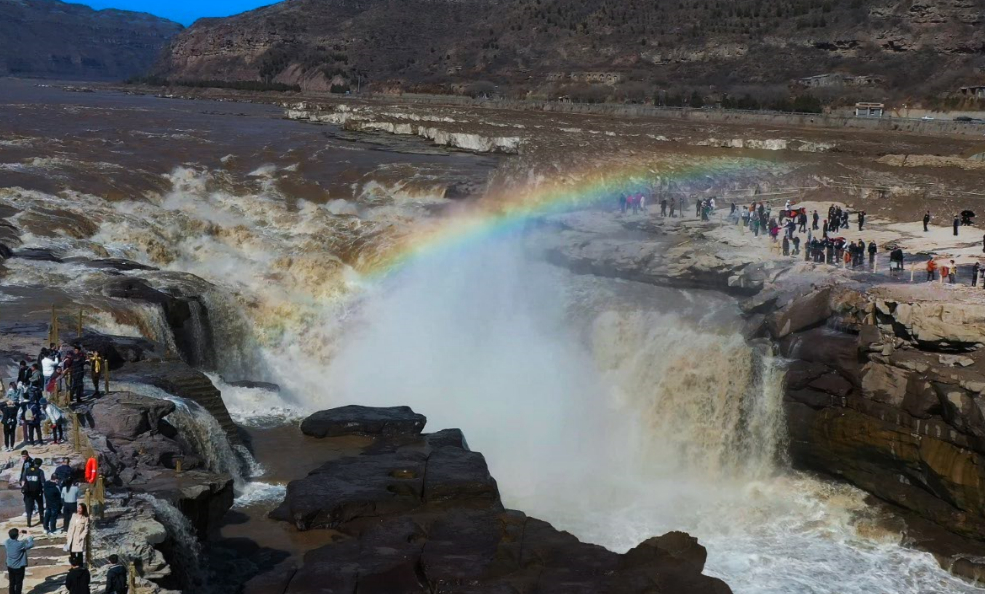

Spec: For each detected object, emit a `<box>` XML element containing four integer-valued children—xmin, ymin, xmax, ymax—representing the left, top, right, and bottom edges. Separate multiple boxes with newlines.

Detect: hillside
<box><xmin>155</xmin><ymin>0</ymin><xmax>985</xmax><ymax>104</ymax></box>
<box><xmin>0</xmin><ymin>0</ymin><xmax>182</xmax><ymax>80</ymax></box>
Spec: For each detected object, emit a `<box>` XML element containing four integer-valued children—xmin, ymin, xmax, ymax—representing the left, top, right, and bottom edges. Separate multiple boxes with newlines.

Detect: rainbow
<box><xmin>360</xmin><ymin>157</ymin><xmax>769</xmax><ymax>279</ymax></box>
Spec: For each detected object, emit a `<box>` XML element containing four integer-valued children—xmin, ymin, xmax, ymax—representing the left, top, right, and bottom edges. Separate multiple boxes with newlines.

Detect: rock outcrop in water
<box><xmin>255</xmin><ymin>405</ymin><xmax>732</xmax><ymax>594</ymax></box>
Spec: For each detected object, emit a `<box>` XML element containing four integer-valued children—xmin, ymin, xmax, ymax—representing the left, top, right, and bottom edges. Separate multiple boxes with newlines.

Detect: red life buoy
<box><xmin>85</xmin><ymin>457</ymin><xmax>98</xmax><ymax>483</ymax></box>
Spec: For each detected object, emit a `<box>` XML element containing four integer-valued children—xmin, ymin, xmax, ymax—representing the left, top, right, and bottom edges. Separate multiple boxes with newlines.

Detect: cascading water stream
<box><xmin>115</xmin><ymin>382</ymin><xmax>260</xmax><ymax>488</ymax></box>
<box><xmin>136</xmin><ymin>494</ymin><xmax>208</xmax><ymax>591</ymax></box>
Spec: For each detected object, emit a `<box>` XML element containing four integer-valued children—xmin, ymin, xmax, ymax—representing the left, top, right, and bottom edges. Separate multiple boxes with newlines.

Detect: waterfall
<box><xmin>164</xmin><ymin>395</ymin><xmax>247</xmax><ymax>485</ymax></box>
<box><xmin>589</xmin><ymin>309</ymin><xmax>786</xmax><ymax>479</ymax></box>
<box><xmin>136</xmin><ymin>494</ymin><xmax>208</xmax><ymax>591</ymax></box>
<box><xmin>185</xmin><ymin>299</ymin><xmax>212</xmax><ymax>370</ymax></box>
<box><xmin>117</xmin><ymin>382</ymin><xmax>253</xmax><ymax>487</ymax></box>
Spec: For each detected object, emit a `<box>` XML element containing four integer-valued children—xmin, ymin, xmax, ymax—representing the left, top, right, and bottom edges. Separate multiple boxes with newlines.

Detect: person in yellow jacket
<box><xmin>88</xmin><ymin>351</ymin><xmax>103</xmax><ymax>398</ymax></box>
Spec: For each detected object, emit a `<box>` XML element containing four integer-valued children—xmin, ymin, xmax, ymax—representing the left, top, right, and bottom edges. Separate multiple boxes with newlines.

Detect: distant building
<box><xmin>855</xmin><ymin>102</ymin><xmax>884</xmax><ymax>117</ymax></box>
<box><xmin>799</xmin><ymin>74</ymin><xmax>882</xmax><ymax>88</ymax></box>
<box><xmin>960</xmin><ymin>85</ymin><xmax>985</xmax><ymax>99</ymax></box>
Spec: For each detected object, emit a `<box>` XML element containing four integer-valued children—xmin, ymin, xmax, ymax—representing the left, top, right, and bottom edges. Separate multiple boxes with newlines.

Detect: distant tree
<box><xmin>465</xmin><ymin>80</ymin><xmax>497</xmax><ymax>98</ymax></box>
<box><xmin>690</xmin><ymin>90</ymin><xmax>705</xmax><ymax>108</ymax></box>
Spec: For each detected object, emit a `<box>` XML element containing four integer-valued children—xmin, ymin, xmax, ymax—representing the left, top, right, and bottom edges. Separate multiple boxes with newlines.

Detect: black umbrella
<box><xmin>962</xmin><ymin>210</ymin><xmax>976</xmax><ymax>218</ymax></box>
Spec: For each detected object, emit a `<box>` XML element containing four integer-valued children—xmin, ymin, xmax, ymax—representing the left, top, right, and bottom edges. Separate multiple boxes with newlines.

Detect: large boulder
<box><xmin>255</xmin><ymin>509</ymin><xmax>730</xmax><ymax>594</ymax></box>
<box><xmin>78</xmin><ymin>331</ymin><xmax>158</xmax><ymax>370</ymax></box>
<box><xmin>270</xmin><ymin>438</ymin><xmax>500</xmax><ymax>530</ymax></box>
<box><xmin>300</xmin><ymin>405</ymin><xmax>427</xmax><ymax>438</ymax></box>
<box><xmin>92</xmin><ymin>392</ymin><xmax>176</xmax><ymax>441</ymax></box>
<box><xmin>891</xmin><ymin>302</ymin><xmax>985</xmax><ymax>352</ymax></box>
<box><xmin>767</xmin><ymin>287</ymin><xmax>832</xmax><ymax>338</ymax></box>
<box><xmin>262</xmin><ymin>405</ymin><xmax>729</xmax><ymax>594</ymax></box>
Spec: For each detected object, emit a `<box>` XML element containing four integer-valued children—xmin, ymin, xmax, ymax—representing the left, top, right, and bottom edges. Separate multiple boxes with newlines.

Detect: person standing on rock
<box><xmin>973</xmin><ymin>262</ymin><xmax>980</xmax><ymax>287</ymax></box>
<box><xmin>43</xmin><ymin>476</ymin><xmax>61</xmax><ymax>535</ymax></box>
<box><xmin>46</xmin><ymin>400</ymin><xmax>66</xmax><ymax>444</ymax></box>
<box><xmin>65</xmin><ymin>503</ymin><xmax>90</xmax><ymax>566</ymax></box>
<box><xmin>923</xmin><ymin>212</ymin><xmax>931</xmax><ymax>232</ymax></box>
<box><xmin>105</xmin><ymin>554</ymin><xmax>128</xmax><ymax>594</ymax></box>
<box><xmin>27</xmin><ymin>364</ymin><xmax>43</xmax><ymax>402</ymax></box>
<box><xmin>88</xmin><ymin>351</ymin><xmax>103</xmax><ymax>398</ymax></box>
<box><xmin>41</xmin><ymin>351</ymin><xmax>58</xmax><ymax>395</ymax></box>
<box><xmin>949</xmin><ymin>260</ymin><xmax>957</xmax><ymax>283</ymax></box>
<box><xmin>21</xmin><ymin>457</ymin><xmax>44</xmax><ymax>528</ymax></box>
<box><xmin>858</xmin><ymin>211</ymin><xmax>866</xmax><ymax>231</ymax></box>
<box><xmin>868</xmin><ymin>241</ymin><xmax>877</xmax><ymax>267</ymax></box>
<box><xmin>3</xmin><ymin>528</ymin><xmax>34</xmax><ymax>594</ymax></box>
<box><xmin>822</xmin><ymin>219</ymin><xmax>828</xmax><ymax>238</ymax></box>
<box><xmin>65</xmin><ymin>554</ymin><xmax>91</xmax><ymax>594</ymax></box>
<box><xmin>16</xmin><ymin>361</ymin><xmax>29</xmax><ymax>388</ymax></box>
<box><xmin>17</xmin><ymin>450</ymin><xmax>32</xmax><ymax>485</ymax></box>
<box><xmin>926</xmin><ymin>258</ymin><xmax>938</xmax><ymax>281</ymax></box>
<box><xmin>2</xmin><ymin>399</ymin><xmax>17</xmax><ymax>451</ymax></box>
<box><xmin>660</xmin><ymin>198</ymin><xmax>667</xmax><ymax>217</ymax></box>
<box><xmin>25</xmin><ymin>399</ymin><xmax>44</xmax><ymax>446</ymax></box>
<box><xmin>812</xmin><ymin>210</ymin><xmax>819</xmax><ymax>230</ymax></box>
<box><xmin>53</xmin><ymin>457</ymin><xmax>73</xmax><ymax>484</ymax></box>
<box><xmin>61</xmin><ymin>479</ymin><xmax>79</xmax><ymax>532</ymax></box>
<box><xmin>954</xmin><ymin>215</ymin><xmax>960</xmax><ymax>237</ymax></box>
<box><xmin>67</xmin><ymin>345</ymin><xmax>88</xmax><ymax>403</ymax></box>
<box><xmin>6</xmin><ymin>381</ymin><xmax>22</xmax><ymax>403</ymax></box>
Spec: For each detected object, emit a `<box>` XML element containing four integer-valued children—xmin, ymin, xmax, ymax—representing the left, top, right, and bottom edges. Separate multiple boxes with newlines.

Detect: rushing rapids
<box><xmin>0</xmin><ymin>82</ymin><xmax>982</xmax><ymax>593</ymax></box>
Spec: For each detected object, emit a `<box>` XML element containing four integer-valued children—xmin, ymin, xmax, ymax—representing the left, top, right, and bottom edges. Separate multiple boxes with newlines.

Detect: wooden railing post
<box><xmin>84</xmin><ymin>488</ymin><xmax>93</xmax><ymax>569</ymax></box>
<box><xmin>72</xmin><ymin>412</ymin><xmax>82</xmax><ymax>452</ymax></box>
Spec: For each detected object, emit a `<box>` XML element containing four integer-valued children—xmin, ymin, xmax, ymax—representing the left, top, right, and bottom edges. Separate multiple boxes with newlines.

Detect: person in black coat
<box><xmin>104</xmin><ymin>554</ymin><xmax>129</xmax><ymax>594</ymax></box>
<box><xmin>42</xmin><ymin>478</ymin><xmax>61</xmax><ymax>535</ymax></box>
<box><xmin>65</xmin><ymin>555</ymin><xmax>91</xmax><ymax>594</ymax></box>
<box><xmin>67</xmin><ymin>346</ymin><xmax>88</xmax><ymax>403</ymax></box>
<box><xmin>16</xmin><ymin>361</ymin><xmax>29</xmax><ymax>387</ymax></box>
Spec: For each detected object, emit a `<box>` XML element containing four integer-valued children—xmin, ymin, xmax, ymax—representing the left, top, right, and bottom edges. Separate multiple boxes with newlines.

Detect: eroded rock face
<box><xmin>260</xmin><ymin>405</ymin><xmax>730</xmax><ymax>594</ymax></box>
<box><xmin>759</xmin><ymin>285</ymin><xmax>985</xmax><ymax>541</ymax></box>
<box><xmin>101</xmin><ymin>276</ymin><xmax>217</xmax><ymax>369</ymax></box>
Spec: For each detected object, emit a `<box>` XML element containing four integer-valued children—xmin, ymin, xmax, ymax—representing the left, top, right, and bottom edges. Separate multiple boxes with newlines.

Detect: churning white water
<box><xmin>314</xmin><ymin>226</ymin><xmax>982</xmax><ymax>594</ymax></box>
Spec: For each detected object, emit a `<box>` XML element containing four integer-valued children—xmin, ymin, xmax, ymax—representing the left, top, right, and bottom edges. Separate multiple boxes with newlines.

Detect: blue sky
<box><xmin>79</xmin><ymin>0</ymin><xmax>276</xmax><ymax>25</ymax></box>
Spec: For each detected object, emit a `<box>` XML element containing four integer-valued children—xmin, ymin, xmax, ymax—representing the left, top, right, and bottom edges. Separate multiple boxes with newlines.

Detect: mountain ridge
<box><xmin>153</xmin><ymin>0</ymin><xmax>985</xmax><ymax>104</ymax></box>
<box><xmin>0</xmin><ymin>0</ymin><xmax>183</xmax><ymax>80</ymax></box>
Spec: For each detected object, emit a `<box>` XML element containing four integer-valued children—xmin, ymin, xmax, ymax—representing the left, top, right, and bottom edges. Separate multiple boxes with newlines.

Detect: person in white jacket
<box><xmin>40</xmin><ymin>353</ymin><xmax>57</xmax><ymax>392</ymax></box>
<box><xmin>45</xmin><ymin>402</ymin><xmax>65</xmax><ymax>445</ymax></box>
<box><xmin>59</xmin><ymin>482</ymin><xmax>80</xmax><ymax>533</ymax></box>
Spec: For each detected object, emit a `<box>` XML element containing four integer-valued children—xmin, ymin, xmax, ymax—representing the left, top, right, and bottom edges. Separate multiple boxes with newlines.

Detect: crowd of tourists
<box><xmin>631</xmin><ymin>192</ymin><xmax>985</xmax><ymax>286</ymax></box>
<box><xmin>0</xmin><ymin>342</ymin><xmax>127</xmax><ymax>594</ymax></box>
<box><xmin>0</xmin><ymin>344</ymin><xmax>103</xmax><ymax>450</ymax></box>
